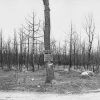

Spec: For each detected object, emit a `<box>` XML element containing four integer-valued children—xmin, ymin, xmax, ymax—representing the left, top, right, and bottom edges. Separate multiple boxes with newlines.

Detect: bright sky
<box><xmin>1</xmin><ymin>0</ymin><xmax>100</xmax><ymax>45</ymax></box>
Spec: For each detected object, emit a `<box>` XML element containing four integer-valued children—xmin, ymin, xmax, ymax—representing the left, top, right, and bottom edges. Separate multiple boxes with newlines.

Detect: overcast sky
<box><xmin>0</xmin><ymin>0</ymin><xmax>100</xmax><ymax>45</ymax></box>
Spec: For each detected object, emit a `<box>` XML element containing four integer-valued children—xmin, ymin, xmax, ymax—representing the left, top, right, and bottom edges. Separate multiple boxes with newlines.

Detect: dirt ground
<box><xmin>0</xmin><ymin>91</ymin><xmax>100</xmax><ymax>100</ymax></box>
<box><xmin>0</xmin><ymin>66</ymin><xmax>100</xmax><ymax>94</ymax></box>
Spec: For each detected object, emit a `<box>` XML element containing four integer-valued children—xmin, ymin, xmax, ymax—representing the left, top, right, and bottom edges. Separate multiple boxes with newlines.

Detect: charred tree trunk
<box><xmin>19</xmin><ymin>29</ymin><xmax>24</xmax><ymax>71</ymax></box>
<box><xmin>7</xmin><ymin>40</ymin><xmax>11</xmax><ymax>70</ymax></box>
<box><xmin>32</xmin><ymin>12</ymin><xmax>35</xmax><ymax>72</ymax></box>
<box><xmin>73</xmin><ymin>43</ymin><xmax>76</xmax><ymax>69</ymax></box>
<box><xmin>69</xmin><ymin>23</ymin><xmax>73</xmax><ymax>72</ymax></box>
<box><xmin>43</xmin><ymin>0</ymin><xmax>54</xmax><ymax>83</ymax></box>
<box><xmin>0</xmin><ymin>30</ymin><xmax>3</xmax><ymax>69</ymax></box>
<box><xmin>27</xmin><ymin>34</ymin><xmax>30</xmax><ymax>70</ymax></box>
<box><xmin>84</xmin><ymin>15</ymin><xmax>95</xmax><ymax>70</ymax></box>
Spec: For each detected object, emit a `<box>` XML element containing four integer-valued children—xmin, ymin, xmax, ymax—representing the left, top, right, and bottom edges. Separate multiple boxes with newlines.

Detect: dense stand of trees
<box><xmin>0</xmin><ymin>13</ymin><xmax>100</xmax><ymax>73</ymax></box>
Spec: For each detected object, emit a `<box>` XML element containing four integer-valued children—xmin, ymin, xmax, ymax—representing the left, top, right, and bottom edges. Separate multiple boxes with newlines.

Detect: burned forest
<box><xmin>0</xmin><ymin>0</ymin><xmax>100</xmax><ymax>94</ymax></box>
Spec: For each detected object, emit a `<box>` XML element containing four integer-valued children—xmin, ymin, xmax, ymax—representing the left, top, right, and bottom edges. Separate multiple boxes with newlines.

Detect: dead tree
<box><xmin>0</xmin><ymin>30</ymin><xmax>3</xmax><ymax>69</ymax></box>
<box><xmin>27</xmin><ymin>25</ymin><xmax>31</xmax><ymax>70</ymax></box>
<box><xmin>94</xmin><ymin>35</ymin><xmax>100</xmax><ymax>73</ymax></box>
<box><xmin>7</xmin><ymin>38</ymin><xmax>11</xmax><ymax>70</ymax></box>
<box><xmin>23</xmin><ymin>12</ymin><xmax>42</xmax><ymax>72</ymax></box>
<box><xmin>84</xmin><ymin>15</ymin><xmax>95</xmax><ymax>69</ymax></box>
<box><xmin>13</xmin><ymin>30</ymin><xmax>19</xmax><ymax>69</ymax></box>
<box><xmin>43</xmin><ymin>0</ymin><xmax>54</xmax><ymax>84</ymax></box>
<box><xmin>19</xmin><ymin>28</ymin><xmax>24</xmax><ymax>71</ymax></box>
<box><xmin>58</xmin><ymin>42</ymin><xmax>61</xmax><ymax>65</ymax></box>
<box><xmin>72</xmin><ymin>32</ymin><xmax>78</xmax><ymax>69</ymax></box>
<box><xmin>63</xmin><ymin>40</ymin><xmax>67</xmax><ymax>68</ymax></box>
<box><xmin>81</xmin><ymin>41</ymin><xmax>86</xmax><ymax>70</ymax></box>
<box><xmin>69</xmin><ymin>23</ymin><xmax>74</xmax><ymax>71</ymax></box>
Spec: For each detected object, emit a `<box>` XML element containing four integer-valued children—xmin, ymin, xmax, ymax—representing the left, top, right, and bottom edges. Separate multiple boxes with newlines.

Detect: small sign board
<box><xmin>44</xmin><ymin>53</ymin><xmax>53</xmax><ymax>62</ymax></box>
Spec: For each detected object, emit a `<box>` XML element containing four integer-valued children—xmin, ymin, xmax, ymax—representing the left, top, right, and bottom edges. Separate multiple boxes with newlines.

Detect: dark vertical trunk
<box><xmin>73</xmin><ymin>43</ymin><xmax>76</xmax><ymax>69</ymax></box>
<box><xmin>7</xmin><ymin>41</ymin><xmax>11</xmax><ymax>70</ymax></box>
<box><xmin>69</xmin><ymin>32</ymin><xmax>72</xmax><ymax>71</ymax></box>
<box><xmin>14</xmin><ymin>31</ymin><xmax>18</xmax><ymax>69</ymax></box>
<box><xmin>0</xmin><ymin>31</ymin><xmax>3</xmax><ymax>69</ymax></box>
<box><xmin>16</xmin><ymin>43</ymin><xmax>19</xmax><ymax>70</ymax></box>
<box><xmin>25</xmin><ymin>41</ymin><xmax>27</xmax><ymax>67</ymax></box>
<box><xmin>32</xmin><ymin>12</ymin><xmax>35</xmax><ymax>72</ymax></box>
<box><xmin>19</xmin><ymin>30</ymin><xmax>23</xmax><ymax>71</ymax></box>
<box><xmin>27</xmin><ymin>36</ymin><xmax>30</xmax><ymax>70</ymax></box>
<box><xmin>43</xmin><ymin>0</ymin><xmax>54</xmax><ymax>83</ymax></box>
<box><xmin>87</xmin><ymin>47</ymin><xmax>91</xmax><ymax>70</ymax></box>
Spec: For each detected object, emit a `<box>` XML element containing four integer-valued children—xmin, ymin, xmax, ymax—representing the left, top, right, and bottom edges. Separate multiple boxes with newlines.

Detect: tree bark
<box><xmin>43</xmin><ymin>0</ymin><xmax>54</xmax><ymax>83</ymax></box>
<box><xmin>69</xmin><ymin>23</ymin><xmax>73</xmax><ymax>72</ymax></box>
<box><xmin>0</xmin><ymin>30</ymin><xmax>3</xmax><ymax>69</ymax></box>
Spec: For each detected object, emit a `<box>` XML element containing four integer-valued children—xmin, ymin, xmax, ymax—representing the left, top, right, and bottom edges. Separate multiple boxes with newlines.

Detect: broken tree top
<box><xmin>43</xmin><ymin>0</ymin><xmax>49</xmax><ymax>6</ymax></box>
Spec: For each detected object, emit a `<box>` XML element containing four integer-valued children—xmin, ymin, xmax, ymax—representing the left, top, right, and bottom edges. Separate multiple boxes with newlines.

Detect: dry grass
<box><xmin>0</xmin><ymin>67</ymin><xmax>100</xmax><ymax>94</ymax></box>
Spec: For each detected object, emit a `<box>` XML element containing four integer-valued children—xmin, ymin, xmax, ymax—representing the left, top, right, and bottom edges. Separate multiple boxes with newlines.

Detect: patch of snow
<box><xmin>31</xmin><ymin>78</ymin><xmax>35</xmax><ymax>81</ymax></box>
<box><xmin>37</xmin><ymin>85</ymin><xmax>40</xmax><ymax>87</ymax></box>
<box><xmin>81</xmin><ymin>71</ymin><xmax>89</xmax><ymax>76</ymax></box>
<box><xmin>81</xmin><ymin>71</ymin><xmax>94</xmax><ymax>77</ymax></box>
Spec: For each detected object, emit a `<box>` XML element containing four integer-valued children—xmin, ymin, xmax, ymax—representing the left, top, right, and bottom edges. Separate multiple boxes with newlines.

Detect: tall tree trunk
<box><xmin>73</xmin><ymin>43</ymin><xmax>76</xmax><ymax>69</ymax></box>
<box><xmin>0</xmin><ymin>30</ymin><xmax>3</xmax><ymax>69</ymax></box>
<box><xmin>32</xmin><ymin>12</ymin><xmax>35</xmax><ymax>72</ymax></box>
<box><xmin>69</xmin><ymin>23</ymin><xmax>73</xmax><ymax>72</ymax></box>
<box><xmin>7</xmin><ymin>40</ymin><xmax>11</xmax><ymax>70</ymax></box>
<box><xmin>19</xmin><ymin>29</ymin><xmax>23</xmax><ymax>71</ymax></box>
<box><xmin>27</xmin><ymin>35</ymin><xmax>30</xmax><ymax>70</ymax></box>
<box><xmin>43</xmin><ymin>0</ymin><xmax>54</xmax><ymax>83</ymax></box>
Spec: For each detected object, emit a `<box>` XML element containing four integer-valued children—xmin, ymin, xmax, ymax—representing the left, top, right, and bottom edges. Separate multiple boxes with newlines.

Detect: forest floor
<box><xmin>0</xmin><ymin>66</ymin><xmax>100</xmax><ymax>94</ymax></box>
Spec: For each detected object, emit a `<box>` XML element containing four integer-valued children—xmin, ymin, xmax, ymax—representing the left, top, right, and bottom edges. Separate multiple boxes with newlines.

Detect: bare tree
<box><xmin>7</xmin><ymin>38</ymin><xmax>11</xmax><ymax>70</ymax></box>
<box><xmin>27</xmin><ymin>25</ymin><xmax>31</xmax><ymax>70</ymax></box>
<box><xmin>23</xmin><ymin>12</ymin><xmax>42</xmax><ymax>72</ymax></box>
<box><xmin>81</xmin><ymin>41</ymin><xmax>86</xmax><ymax>70</ymax></box>
<box><xmin>94</xmin><ymin>34</ymin><xmax>100</xmax><ymax>73</ymax></box>
<box><xmin>19</xmin><ymin>28</ymin><xmax>24</xmax><ymax>71</ymax></box>
<box><xmin>84</xmin><ymin>15</ymin><xmax>95</xmax><ymax>69</ymax></box>
<box><xmin>13</xmin><ymin>30</ymin><xmax>19</xmax><ymax>69</ymax></box>
<box><xmin>43</xmin><ymin>0</ymin><xmax>54</xmax><ymax>84</ymax></box>
<box><xmin>69</xmin><ymin>23</ymin><xmax>75</xmax><ymax>71</ymax></box>
<box><xmin>72</xmin><ymin>32</ymin><xmax>78</xmax><ymax>69</ymax></box>
<box><xmin>62</xmin><ymin>40</ymin><xmax>68</xmax><ymax>68</ymax></box>
<box><xmin>0</xmin><ymin>30</ymin><xmax>3</xmax><ymax>69</ymax></box>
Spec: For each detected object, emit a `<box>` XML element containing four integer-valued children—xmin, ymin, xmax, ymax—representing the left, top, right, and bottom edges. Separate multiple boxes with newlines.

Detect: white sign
<box><xmin>44</xmin><ymin>53</ymin><xmax>53</xmax><ymax>62</ymax></box>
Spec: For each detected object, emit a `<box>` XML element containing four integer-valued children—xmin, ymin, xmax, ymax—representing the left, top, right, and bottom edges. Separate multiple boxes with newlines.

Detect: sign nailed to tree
<box><xmin>44</xmin><ymin>50</ymin><xmax>53</xmax><ymax>62</ymax></box>
<box><xmin>44</xmin><ymin>53</ymin><xmax>53</xmax><ymax>62</ymax></box>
